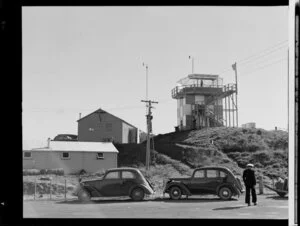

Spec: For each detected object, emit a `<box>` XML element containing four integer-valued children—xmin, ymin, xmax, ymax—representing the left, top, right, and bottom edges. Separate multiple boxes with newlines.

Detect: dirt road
<box><xmin>23</xmin><ymin>194</ymin><xmax>288</xmax><ymax>219</ymax></box>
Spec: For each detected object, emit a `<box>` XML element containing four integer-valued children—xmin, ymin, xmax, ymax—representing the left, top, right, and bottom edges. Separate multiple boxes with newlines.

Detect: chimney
<box><xmin>47</xmin><ymin>138</ymin><xmax>51</xmax><ymax>148</ymax></box>
<box><xmin>79</xmin><ymin>113</ymin><xmax>81</xmax><ymax>120</ymax></box>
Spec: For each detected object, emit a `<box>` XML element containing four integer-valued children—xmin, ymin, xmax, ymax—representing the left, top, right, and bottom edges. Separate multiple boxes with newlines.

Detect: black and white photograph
<box><xmin>5</xmin><ymin>1</ymin><xmax>296</xmax><ymax>223</ymax></box>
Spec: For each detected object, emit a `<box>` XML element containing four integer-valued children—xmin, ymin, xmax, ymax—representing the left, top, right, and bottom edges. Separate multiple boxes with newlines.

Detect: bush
<box><xmin>23</xmin><ymin>168</ymin><xmax>64</xmax><ymax>176</ymax></box>
<box><xmin>23</xmin><ymin>169</ymin><xmax>40</xmax><ymax>176</ymax></box>
<box><xmin>40</xmin><ymin>169</ymin><xmax>47</xmax><ymax>175</ymax></box>
<box><xmin>221</xmin><ymin>158</ymin><xmax>231</xmax><ymax>163</ymax></box>
<box><xmin>47</xmin><ymin>168</ymin><xmax>64</xmax><ymax>175</ymax></box>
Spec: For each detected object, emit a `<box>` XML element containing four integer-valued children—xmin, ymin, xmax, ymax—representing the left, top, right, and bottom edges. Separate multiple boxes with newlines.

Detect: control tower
<box><xmin>171</xmin><ymin>74</ymin><xmax>237</xmax><ymax>131</ymax></box>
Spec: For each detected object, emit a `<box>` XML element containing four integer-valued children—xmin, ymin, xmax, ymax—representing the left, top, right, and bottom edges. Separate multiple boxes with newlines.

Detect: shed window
<box><xmin>97</xmin><ymin>152</ymin><xmax>104</xmax><ymax>159</ymax></box>
<box><xmin>61</xmin><ymin>152</ymin><xmax>70</xmax><ymax>159</ymax></box>
<box><xmin>23</xmin><ymin>152</ymin><xmax>32</xmax><ymax>158</ymax></box>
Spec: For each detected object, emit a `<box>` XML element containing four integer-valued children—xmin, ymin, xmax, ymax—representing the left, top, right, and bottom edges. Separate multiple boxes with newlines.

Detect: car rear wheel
<box><xmin>130</xmin><ymin>187</ymin><xmax>145</xmax><ymax>201</ymax></box>
<box><xmin>169</xmin><ymin>186</ymin><xmax>182</xmax><ymax>200</ymax></box>
<box><xmin>78</xmin><ymin>189</ymin><xmax>91</xmax><ymax>202</ymax></box>
<box><xmin>218</xmin><ymin>187</ymin><xmax>232</xmax><ymax>200</ymax></box>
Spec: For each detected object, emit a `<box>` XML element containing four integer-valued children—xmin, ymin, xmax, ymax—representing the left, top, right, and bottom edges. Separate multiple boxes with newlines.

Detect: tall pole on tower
<box><xmin>232</xmin><ymin>62</ymin><xmax>239</xmax><ymax>127</ymax></box>
<box><xmin>189</xmin><ymin>56</ymin><xmax>194</xmax><ymax>74</ymax></box>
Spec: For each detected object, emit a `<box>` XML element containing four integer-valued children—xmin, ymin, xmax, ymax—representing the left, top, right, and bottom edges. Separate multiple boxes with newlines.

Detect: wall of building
<box><xmin>122</xmin><ymin>122</ymin><xmax>137</xmax><ymax>143</ymax></box>
<box><xmin>23</xmin><ymin>151</ymin><xmax>117</xmax><ymax>174</ymax></box>
<box><xmin>78</xmin><ymin>112</ymin><xmax>123</xmax><ymax>143</ymax></box>
<box><xmin>176</xmin><ymin>94</ymin><xmax>223</xmax><ymax>130</ymax></box>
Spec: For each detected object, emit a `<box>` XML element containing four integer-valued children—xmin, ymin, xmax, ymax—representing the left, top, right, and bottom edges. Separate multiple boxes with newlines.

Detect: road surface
<box><xmin>23</xmin><ymin>194</ymin><xmax>288</xmax><ymax>219</ymax></box>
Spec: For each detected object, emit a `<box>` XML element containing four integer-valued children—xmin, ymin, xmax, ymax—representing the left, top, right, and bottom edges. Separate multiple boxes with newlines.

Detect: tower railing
<box><xmin>171</xmin><ymin>83</ymin><xmax>224</xmax><ymax>98</ymax></box>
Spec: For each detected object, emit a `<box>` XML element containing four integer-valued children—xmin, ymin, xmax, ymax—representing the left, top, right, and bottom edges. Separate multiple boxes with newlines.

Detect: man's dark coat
<box><xmin>243</xmin><ymin>168</ymin><xmax>256</xmax><ymax>187</ymax></box>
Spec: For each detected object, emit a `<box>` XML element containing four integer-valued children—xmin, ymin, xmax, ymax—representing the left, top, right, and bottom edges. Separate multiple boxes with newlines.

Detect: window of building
<box><xmin>122</xmin><ymin>171</ymin><xmax>135</xmax><ymax>179</ymax></box>
<box><xmin>105</xmin><ymin>123</ymin><xmax>112</xmax><ymax>132</ymax></box>
<box><xmin>207</xmin><ymin>170</ymin><xmax>218</xmax><ymax>178</ymax></box>
<box><xmin>23</xmin><ymin>152</ymin><xmax>32</xmax><ymax>159</ymax></box>
<box><xmin>61</xmin><ymin>152</ymin><xmax>70</xmax><ymax>160</ymax></box>
<box><xmin>105</xmin><ymin>171</ymin><xmax>119</xmax><ymax>179</ymax></box>
<box><xmin>97</xmin><ymin>152</ymin><xmax>104</xmax><ymax>159</ymax></box>
<box><xmin>194</xmin><ymin>170</ymin><xmax>205</xmax><ymax>178</ymax></box>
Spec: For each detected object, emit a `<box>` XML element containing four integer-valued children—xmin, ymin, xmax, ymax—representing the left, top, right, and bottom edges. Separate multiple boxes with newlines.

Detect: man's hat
<box><xmin>247</xmin><ymin>163</ymin><xmax>254</xmax><ymax>167</ymax></box>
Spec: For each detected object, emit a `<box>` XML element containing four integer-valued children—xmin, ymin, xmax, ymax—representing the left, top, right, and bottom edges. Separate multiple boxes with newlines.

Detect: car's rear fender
<box><xmin>217</xmin><ymin>183</ymin><xmax>240</xmax><ymax>197</ymax></box>
<box><xmin>164</xmin><ymin>182</ymin><xmax>192</xmax><ymax>195</ymax></box>
<box><xmin>129</xmin><ymin>184</ymin><xmax>154</xmax><ymax>195</ymax></box>
<box><xmin>79</xmin><ymin>183</ymin><xmax>102</xmax><ymax>197</ymax></box>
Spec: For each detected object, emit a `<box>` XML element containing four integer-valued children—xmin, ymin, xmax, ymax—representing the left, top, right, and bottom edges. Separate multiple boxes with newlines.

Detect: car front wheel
<box><xmin>78</xmin><ymin>189</ymin><xmax>91</xmax><ymax>202</ymax></box>
<box><xmin>169</xmin><ymin>186</ymin><xmax>182</xmax><ymax>200</ymax></box>
<box><xmin>218</xmin><ymin>187</ymin><xmax>232</xmax><ymax>200</ymax></box>
<box><xmin>130</xmin><ymin>187</ymin><xmax>145</xmax><ymax>201</ymax></box>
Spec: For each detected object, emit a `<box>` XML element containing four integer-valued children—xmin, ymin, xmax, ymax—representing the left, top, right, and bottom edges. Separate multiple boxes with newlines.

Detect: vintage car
<box><xmin>163</xmin><ymin>166</ymin><xmax>243</xmax><ymax>200</ymax></box>
<box><xmin>73</xmin><ymin>167</ymin><xmax>154</xmax><ymax>201</ymax></box>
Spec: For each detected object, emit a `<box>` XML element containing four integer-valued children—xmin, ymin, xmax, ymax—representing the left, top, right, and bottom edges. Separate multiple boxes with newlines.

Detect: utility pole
<box><xmin>232</xmin><ymin>62</ymin><xmax>239</xmax><ymax>127</ymax></box>
<box><xmin>141</xmin><ymin>100</ymin><xmax>158</xmax><ymax>171</ymax></box>
<box><xmin>142</xmin><ymin>63</ymin><xmax>148</xmax><ymax>100</ymax></box>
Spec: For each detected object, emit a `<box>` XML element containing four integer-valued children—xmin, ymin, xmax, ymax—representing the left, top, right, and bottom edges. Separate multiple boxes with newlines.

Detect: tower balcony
<box><xmin>171</xmin><ymin>84</ymin><xmax>223</xmax><ymax>99</ymax></box>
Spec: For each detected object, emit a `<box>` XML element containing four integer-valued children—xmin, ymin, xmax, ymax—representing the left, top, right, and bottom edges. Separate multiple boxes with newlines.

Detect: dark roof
<box><xmin>77</xmin><ymin>108</ymin><xmax>137</xmax><ymax>129</ymax></box>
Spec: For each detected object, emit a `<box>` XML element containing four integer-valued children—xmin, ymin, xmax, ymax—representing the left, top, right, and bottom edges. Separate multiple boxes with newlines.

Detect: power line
<box><xmin>218</xmin><ymin>40</ymin><xmax>288</xmax><ymax>75</ymax></box>
<box><xmin>238</xmin><ymin>45</ymin><xmax>287</xmax><ymax>66</ymax></box>
<box><xmin>238</xmin><ymin>55</ymin><xmax>288</xmax><ymax>71</ymax></box>
<box><xmin>242</xmin><ymin>57</ymin><xmax>287</xmax><ymax>75</ymax></box>
<box><xmin>237</xmin><ymin>40</ymin><xmax>288</xmax><ymax>64</ymax></box>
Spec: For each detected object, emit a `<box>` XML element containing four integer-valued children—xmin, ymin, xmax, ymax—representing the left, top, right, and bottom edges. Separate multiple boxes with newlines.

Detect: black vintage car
<box><xmin>163</xmin><ymin>166</ymin><xmax>243</xmax><ymax>200</ymax></box>
<box><xmin>73</xmin><ymin>167</ymin><xmax>154</xmax><ymax>201</ymax></box>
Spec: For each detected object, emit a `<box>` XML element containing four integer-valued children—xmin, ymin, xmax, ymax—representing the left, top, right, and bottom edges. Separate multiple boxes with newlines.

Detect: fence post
<box><xmin>64</xmin><ymin>177</ymin><xmax>66</xmax><ymax>201</ymax></box>
<box><xmin>34</xmin><ymin>176</ymin><xmax>36</xmax><ymax>200</ymax></box>
<box><xmin>50</xmin><ymin>178</ymin><xmax>52</xmax><ymax>200</ymax></box>
<box><xmin>259</xmin><ymin>175</ymin><xmax>264</xmax><ymax>194</ymax></box>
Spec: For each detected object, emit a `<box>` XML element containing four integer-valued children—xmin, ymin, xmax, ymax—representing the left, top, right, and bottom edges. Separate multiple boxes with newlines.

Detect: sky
<box><xmin>22</xmin><ymin>6</ymin><xmax>289</xmax><ymax>143</ymax></box>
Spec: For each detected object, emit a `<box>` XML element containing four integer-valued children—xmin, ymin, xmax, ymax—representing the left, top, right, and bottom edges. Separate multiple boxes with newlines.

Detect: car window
<box><xmin>194</xmin><ymin>170</ymin><xmax>205</xmax><ymax>178</ymax></box>
<box><xmin>206</xmin><ymin>170</ymin><xmax>218</xmax><ymax>178</ymax></box>
<box><xmin>220</xmin><ymin>171</ymin><xmax>227</xmax><ymax>178</ymax></box>
<box><xmin>122</xmin><ymin>171</ymin><xmax>135</xmax><ymax>179</ymax></box>
<box><xmin>105</xmin><ymin>171</ymin><xmax>119</xmax><ymax>179</ymax></box>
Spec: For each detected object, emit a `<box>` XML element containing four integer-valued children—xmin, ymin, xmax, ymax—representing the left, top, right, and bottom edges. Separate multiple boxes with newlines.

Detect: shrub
<box><xmin>40</xmin><ymin>169</ymin><xmax>47</xmax><ymax>175</ymax></box>
<box><xmin>23</xmin><ymin>169</ymin><xmax>40</xmax><ymax>176</ymax></box>
<box><xmin>47</xmin><ymin>168</ymin><xmax>64</xmax><ymax>175</ymax></box>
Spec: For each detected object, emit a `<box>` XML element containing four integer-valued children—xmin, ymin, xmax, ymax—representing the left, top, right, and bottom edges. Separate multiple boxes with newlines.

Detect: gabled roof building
<box><xmin>77</xmin><ymin>108</ymin><xmax>138</xmax><ymax>144</ymax></box>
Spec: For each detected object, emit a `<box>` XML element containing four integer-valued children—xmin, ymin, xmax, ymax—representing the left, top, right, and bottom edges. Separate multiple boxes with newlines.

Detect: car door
<box><xmin>120</xmin><ymin>170</ymin><xmax>137</xmax><ymax>196</ymax></box>
<box><xmin>205</xmin><ymin>169</ymin><xmax>223</xmax><ymax>194</ymax></box>
<box><xmin>189</xmin><ymin>169</ymin><xmax>207</xmax><ymax>194</ymax></box>
<box><xmin>97</xmin><ymin>171</ymin><xmax>122</xmax><ymax>196</ymax></box>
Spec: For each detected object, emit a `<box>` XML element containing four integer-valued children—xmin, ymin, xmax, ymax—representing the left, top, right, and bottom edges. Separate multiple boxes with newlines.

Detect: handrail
<box><xmin>172</xmin><ymin>83</ymin><xmax>237</xmax><ymax>98</ymax></box>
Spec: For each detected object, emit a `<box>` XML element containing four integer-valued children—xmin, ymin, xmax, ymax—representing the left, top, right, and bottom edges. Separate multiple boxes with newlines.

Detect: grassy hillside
<box><xmin>115</xmin><ymin>127</ymin><xmax>288</xmax><ymax>183</ymax></box>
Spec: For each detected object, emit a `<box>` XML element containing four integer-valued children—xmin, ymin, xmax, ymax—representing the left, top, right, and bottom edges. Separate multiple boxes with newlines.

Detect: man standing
<box><xmin>243</xmin><ymin>163</ymin><xmax>257</xmax><ymax>206</ymax></box>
